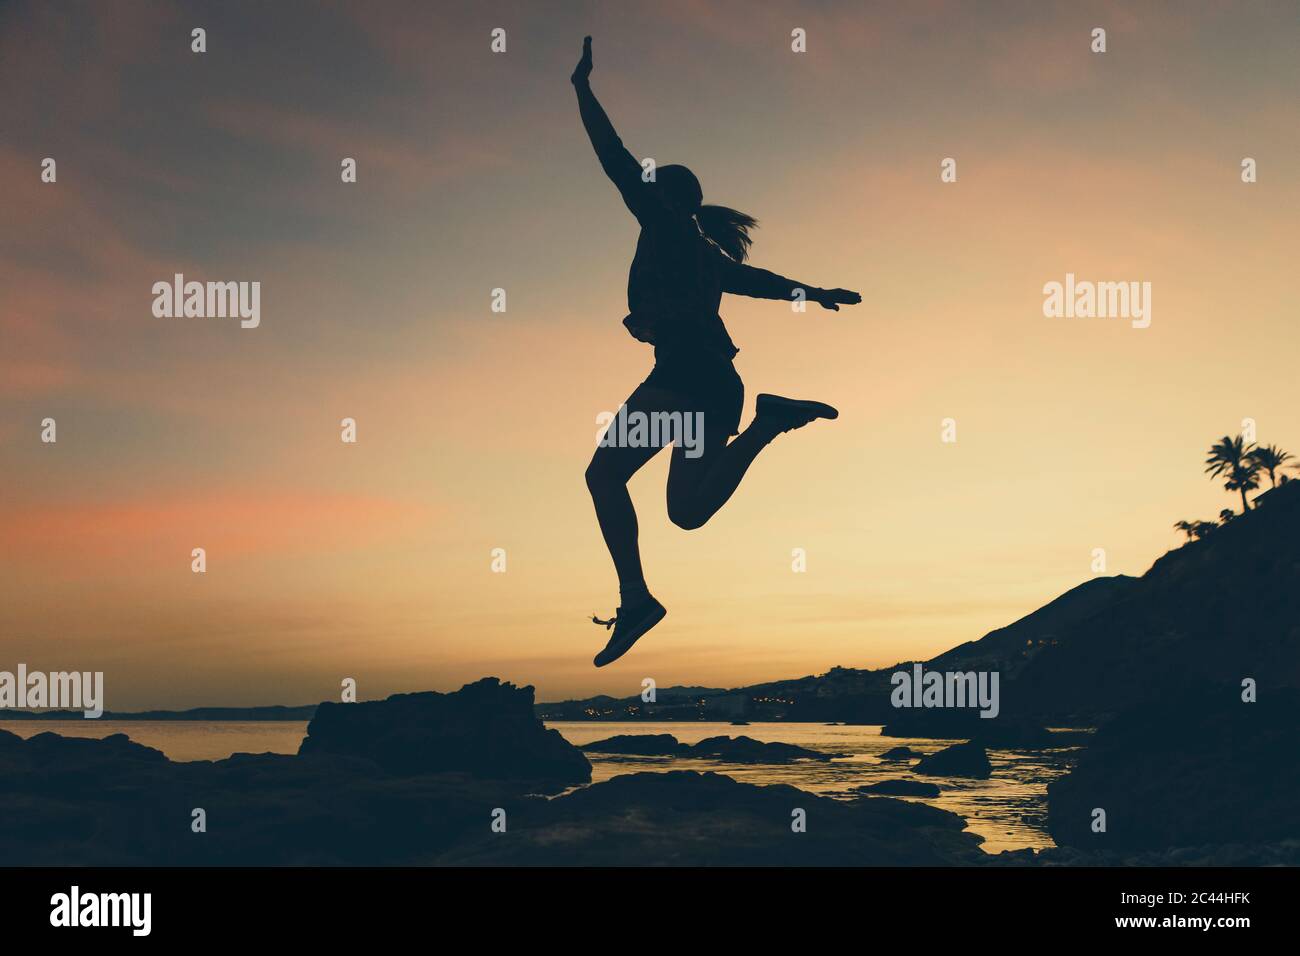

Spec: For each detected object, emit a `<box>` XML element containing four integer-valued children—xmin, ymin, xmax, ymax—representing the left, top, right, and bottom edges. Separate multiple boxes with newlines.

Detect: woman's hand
<box><xmin>571</xmin><ymin>36</ymin><xmax>593</xmax><ymax>85</ymax></box>
<box><xmin>813</xmin><ymin>288</ymin><xmax>862</xmax><ymax>311</ymax></box>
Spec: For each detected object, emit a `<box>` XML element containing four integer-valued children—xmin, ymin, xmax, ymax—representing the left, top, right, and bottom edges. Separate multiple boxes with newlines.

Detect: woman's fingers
<box><xmin>817</xmin><ymin>289</ymin><xmax>859</xmax><ymax>310</ymax></box>
<box><xmin>572</xmin><ymin>36</ymin><xmax>593</xmax><ymax>82</ymax></box>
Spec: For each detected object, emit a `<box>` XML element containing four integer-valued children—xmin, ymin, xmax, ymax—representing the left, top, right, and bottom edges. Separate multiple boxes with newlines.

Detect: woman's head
<box><xmin>656</xmin><ymin>164</ymin><xmax>757</xmax><ymax>262</ymax></box>
<box><xmin>656</xmin><ymin>164</ymin><xmax>703</xmax><ymax>214</ymax></box>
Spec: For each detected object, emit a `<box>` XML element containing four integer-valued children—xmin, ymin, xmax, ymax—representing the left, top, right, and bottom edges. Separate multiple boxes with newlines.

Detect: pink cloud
<box><xmin>0</xmin><ymin>490</ymin><xmax>435</xmax><ymax>572</ymax></box>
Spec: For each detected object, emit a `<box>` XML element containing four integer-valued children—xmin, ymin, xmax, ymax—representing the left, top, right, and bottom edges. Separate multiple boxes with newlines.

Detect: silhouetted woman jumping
<box><xmin>574</xmin><ymin>37</ymin><xmax>861</xmax><ymax>667</ymax></box>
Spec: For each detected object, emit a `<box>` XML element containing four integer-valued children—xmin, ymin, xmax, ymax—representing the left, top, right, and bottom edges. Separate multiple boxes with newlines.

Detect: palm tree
<box><xmin>1249</xmin><ymin>444</ymin><xmax>1292</xmax><ymax>488</ymax></box>
<box><xmin>1225</xmin><ymin>463</ymin><xmax>1261</xmax><ymax>511</ymax></box>
<box><xmin>1205</xmin><ymin>434</ymin><xmax>1260</xmax><ymax>513</ymax></box>
<box><xmin>1172</xmin><ymin>519</ymin><xmax>1197</xmax><ymax>540</ymax></box>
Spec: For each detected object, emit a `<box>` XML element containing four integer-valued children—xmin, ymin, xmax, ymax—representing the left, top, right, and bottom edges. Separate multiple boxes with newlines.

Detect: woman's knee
<box><xmin>667</xmin><ymin>499</ymin><xmax>709</xmax><ymax>531</ymax></box>
<box><xmin>585</xmin><ymin>455</ymin><xmax>624</xmax><ymax>495</ymax></box>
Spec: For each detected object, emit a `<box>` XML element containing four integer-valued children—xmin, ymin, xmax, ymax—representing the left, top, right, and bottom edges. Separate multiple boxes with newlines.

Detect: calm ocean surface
<box><xmin>0</xmin><ymin>719</ymin><xmax>1079</xmax><ymax>854</ymax></box>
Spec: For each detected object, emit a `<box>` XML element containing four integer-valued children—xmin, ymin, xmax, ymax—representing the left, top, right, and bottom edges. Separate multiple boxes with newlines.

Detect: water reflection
<box><xmin>550</xmin><ymin>721</ymin><xmax>1083</xmax><ymax>854</ymax></box>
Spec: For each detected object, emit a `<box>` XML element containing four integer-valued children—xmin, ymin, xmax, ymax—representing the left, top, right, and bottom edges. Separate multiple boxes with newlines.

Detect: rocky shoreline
<box><xmin>2</xmin><ymin>677</ymin><xmax>1293</xmax><ymax>866</ymax></box>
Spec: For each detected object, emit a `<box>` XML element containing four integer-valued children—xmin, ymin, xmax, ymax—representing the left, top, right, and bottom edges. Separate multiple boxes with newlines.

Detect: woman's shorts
<box><xmin>641</xmin><ymin>348</ymin><xmax>745</xmax><ymax>438</ymax></box>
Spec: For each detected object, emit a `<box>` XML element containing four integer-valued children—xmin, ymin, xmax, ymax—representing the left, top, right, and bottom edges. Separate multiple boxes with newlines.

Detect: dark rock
<box><xmin>581</xmin><ymin>734</ymin><xmax>687</xmax><ymax>756</ymax></box>
<box><xmin>436</xmin><ymin>771</ymin><xmax>984</xmax><ymax>865</ymax></box>
<box><xmin>688</xmin><ymin>735</ymin><xmax>839</xmax><ymax>763</ymax></box>
<box><xmin>582</xmin><ymin>733</ymin><xmax>838</xmax><ymax>763</ymax></box>
<box><xmin>879</xmin><ymin>746</ymin><xmax>922</xmax><ymax>761</ymax></box>
<box><xmin>974</xmin><ymin>721</ymin><xmax>1056</xmax><ymax>748</ymax></box>
<box><xmin>0</xmin><ymin>676</ymin><xmax>600</xmax><ymax>866</ymax></box>
<box><xmin>0</xmin><ymin>729</ymin><xmax>984</xmax><ymax>865</ymax></box>
<box><xmin>881</xmin><ymin>710</ymin><xmax>989</xmax><ymax>740</ymax></box>
<box><xmin>913</xmin><ymin>741</ymin><xmax>992</xmax><ymax>778</ymax></box>
<box><xmin>298</xmin><ymin>678</ymin><xmax>589</xmax><ymax>791</ymax></box>
<box><xmin>1048</xmin><ymin>687</ymin><xmax>1300</xmax><ymax>852</ymax></box>
<box><xmin>856</xmin><ymin>779</ymin><xmax>941</xmax><ymax>797</ymax></box>
<box><xmin>1</xmin><ymin>729</ymin><xmax>167</xmax><ymax>771</ymax></box>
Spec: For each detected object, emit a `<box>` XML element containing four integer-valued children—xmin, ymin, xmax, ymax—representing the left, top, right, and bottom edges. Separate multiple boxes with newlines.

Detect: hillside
<box><xmin>1010</xmin><ymin>480</ymin><xmax>1300</xmax><ymax>718</ymax></box>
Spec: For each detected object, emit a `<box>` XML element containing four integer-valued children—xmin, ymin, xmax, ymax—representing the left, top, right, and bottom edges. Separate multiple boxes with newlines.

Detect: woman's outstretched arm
<box><xmin>721</xmin><ymin>258</ymin><xmax>862</xmax><ymax>311</ymax></box>
<box><xmin>571</xmin><ymin>37</ymin><xmax>657</xmax><ymax>222</ymax></box>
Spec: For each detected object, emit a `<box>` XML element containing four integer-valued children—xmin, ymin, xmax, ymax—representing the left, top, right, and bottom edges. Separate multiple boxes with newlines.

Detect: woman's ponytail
<box><xmin>695</xmin><ymin>204</ymin><xmax>758</xmax><ymax>263</ymax></box>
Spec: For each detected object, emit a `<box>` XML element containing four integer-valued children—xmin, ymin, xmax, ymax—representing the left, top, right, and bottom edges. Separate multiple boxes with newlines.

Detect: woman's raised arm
<box><xmin>571</xmin><ymin>37</ymin><xmax>658</xmax><ymax>222</ymax></box>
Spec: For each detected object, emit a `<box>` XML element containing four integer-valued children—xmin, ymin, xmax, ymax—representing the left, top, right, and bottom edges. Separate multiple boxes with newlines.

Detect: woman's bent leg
<box><xmin>666</xmin><ymin>416</ymin><xmax>780</xmax><ymax>530</ymax></box>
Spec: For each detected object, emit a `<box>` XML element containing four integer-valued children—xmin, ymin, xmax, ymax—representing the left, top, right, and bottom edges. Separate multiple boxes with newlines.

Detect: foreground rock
<box><xmin>0</xmin><ymin>736</ymin><xmax>982</xmax><ymax>865</ymax></box>
<box><xmin>1048</xmin><ymin>687</ymin><xmax>1300</xmax><ymax>852</ymax></box>
<box><xmin>0</xmin><ymin>728</ymin><xmax>530</xmax><ymax>865</ymax></box>
<box><xmin>0</xmin><ymin>679</ymin><xmax>589</xmax><ymax>865</ymax></box>
<box><xmin>582</xmin><ymin>733</ymin><xmax>838</xmax><ymax>763</ymax></box>
<box><xmin>913</xmin><ymin>742</ymin><xmax>992</xmax><ymax>778</ymax></box>
<box><xmin>300</xmin><ymin>678</ymin><xmax>589</xmax><ymax>791</ymax></box>
<box><xmin>437</xmin><ymin>771</ymin><xmax>984</xmax><ymax>865</ymax></box>
<box><xmin>856</xmin><ymin>779</ymin><xmax>941</xmax><ymax>797</ymax></box>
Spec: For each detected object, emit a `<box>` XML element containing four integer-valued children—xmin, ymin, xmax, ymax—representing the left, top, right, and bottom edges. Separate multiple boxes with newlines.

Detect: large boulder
<box><xmin>913</xmin><ymin>741</ymin><xmax>993</xmax><ymax>778</ymax></box>
<box><xmin>1048</xmin><ymin>686</ymin><xmax>1300</xmax><ymax>851</ymax></box>
<box><xmin>299</xmin><ymin>678</ymin><xmax>590</xmax><ymax>791</ymax></box>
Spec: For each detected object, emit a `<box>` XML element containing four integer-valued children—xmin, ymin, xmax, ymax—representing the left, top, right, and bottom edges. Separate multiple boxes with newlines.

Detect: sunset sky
<box><xmin>2</xmin><ymin>0</ymin><xmax>1297</xmax><ymax>709</ymax></box>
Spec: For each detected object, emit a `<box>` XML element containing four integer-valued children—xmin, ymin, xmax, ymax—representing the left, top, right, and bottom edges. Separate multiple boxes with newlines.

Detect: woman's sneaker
<box><xmin>592</xmin><ymin>598</ymin><xmax>667</xmax><ymax>667</ymax></box>
<box><xmin>755</xmin><ymin>393</ymin><xmax>839</xmax><ymax>433</ymax></box>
